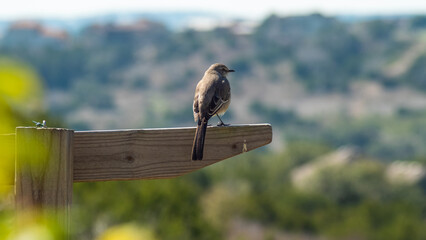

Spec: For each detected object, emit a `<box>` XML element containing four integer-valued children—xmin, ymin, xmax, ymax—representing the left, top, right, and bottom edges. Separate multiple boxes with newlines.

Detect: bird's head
<box><xmin>208</xmin><ymin>63</ymin><xmax>235</xmax><ymax>76</ymax></box>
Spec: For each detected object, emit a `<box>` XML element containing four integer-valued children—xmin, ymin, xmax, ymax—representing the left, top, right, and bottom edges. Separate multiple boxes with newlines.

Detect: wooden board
<box><xmin>73</xmin><ymin>124</ymin><xmax>272</xmax><ymax>182</ymax></box>
<box><xmin>15</xmin><ymin>127</ymin><xmax>73</xmax><ymax>231</ymax></box>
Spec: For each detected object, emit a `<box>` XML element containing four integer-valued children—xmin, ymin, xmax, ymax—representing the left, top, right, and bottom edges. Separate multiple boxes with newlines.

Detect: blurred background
<box><xmin>1</xmin><ymin>1</ymin><xmax>426</xmax><ymax>239</ymax></box>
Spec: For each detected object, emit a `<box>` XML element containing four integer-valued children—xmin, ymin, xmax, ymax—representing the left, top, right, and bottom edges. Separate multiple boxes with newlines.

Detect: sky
<box><xmin>1</xmin><ymin>0</ymin><xmax>426</xmax><ymax>20</ymax></box>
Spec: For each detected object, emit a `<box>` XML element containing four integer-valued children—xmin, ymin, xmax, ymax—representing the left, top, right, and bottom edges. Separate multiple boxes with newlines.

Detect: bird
<box><xmin>192</xmin><ymin>63</ymin><xmax>235</xmax><ymax>161</ymax></box>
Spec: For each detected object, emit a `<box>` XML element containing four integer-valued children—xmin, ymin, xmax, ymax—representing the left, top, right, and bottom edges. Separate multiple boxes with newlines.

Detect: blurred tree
<box><xmin>0</xmin><ymin>58</ymin><xmax>68</xmax><ymax>239</ymax></box>
<box><xmin>405</xmin><ymin>55</ymin><xmax>426</xmax><ymax>91</ymax></box>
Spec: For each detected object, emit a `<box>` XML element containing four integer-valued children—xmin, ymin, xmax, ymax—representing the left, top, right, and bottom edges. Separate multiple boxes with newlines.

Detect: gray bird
<box><xmin>192</xmin><ymin>63</ymin><xmax>235</xmax><ymax>160</ymax></box>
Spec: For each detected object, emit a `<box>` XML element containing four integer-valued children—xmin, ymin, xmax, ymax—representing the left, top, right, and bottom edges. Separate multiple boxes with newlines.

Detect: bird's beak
<box><xmin>228</xmin><ymin>69</ymin><xmax>235</xmax><ymax>72</ymax></box>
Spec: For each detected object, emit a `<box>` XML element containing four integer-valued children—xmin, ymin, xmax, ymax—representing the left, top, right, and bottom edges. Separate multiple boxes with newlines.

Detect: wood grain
<box><xmin>74</xmin><ymin>124</ymin><xmax>272</xmax><ymax>182</ymax></box>
<box><xmin>15</xmin><ymin>127</ymin><xmax>73</xmax><ymax>230</ymax></box>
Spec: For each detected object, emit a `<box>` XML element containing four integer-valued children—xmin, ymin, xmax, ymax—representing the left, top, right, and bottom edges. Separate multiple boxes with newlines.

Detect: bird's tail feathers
<box><xmin>192</xmin><ymin>118</ymin><xmax>207</xmax><ymax>160</ymax></box>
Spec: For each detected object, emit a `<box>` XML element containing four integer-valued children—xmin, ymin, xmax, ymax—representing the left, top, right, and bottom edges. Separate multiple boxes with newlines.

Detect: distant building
<box><xmin>81</xmin><ymin>19</ymin><xmax>168</xmax><ymax>45</ymax></box>
<box><xmin>1</xmin><ymin>20</ymin><xmax>68</xmax><ymax>48</ymax></box>
<box><xmin>185</xmin><ymin>18</ymin><xmax>257</xmax><ymax>35</ymax></box>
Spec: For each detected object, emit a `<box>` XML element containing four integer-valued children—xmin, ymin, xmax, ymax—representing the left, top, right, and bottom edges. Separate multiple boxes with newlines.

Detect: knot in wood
<box><xmin>125</xmin><ymin>155</ymin><xmax>135</xmax><ymax>163</ymax></box>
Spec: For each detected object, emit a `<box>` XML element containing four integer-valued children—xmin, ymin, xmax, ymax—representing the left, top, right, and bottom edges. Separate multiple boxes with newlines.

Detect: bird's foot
<box><xmin>217</xmin><ymin>122</ymin><xmax>230</xmax><ymax>127</ymax></box>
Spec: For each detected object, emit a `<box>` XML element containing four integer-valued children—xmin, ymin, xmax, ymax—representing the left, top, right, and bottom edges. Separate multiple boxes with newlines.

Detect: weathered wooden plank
<box><xmin>15</xmin><ymin>127</ymin><xmax>73</xmax><ymax>232</ymax></box>
<box><xmin>73</xmin><ymin>124</ymin><xmax>272</xmax><ymax>182</ymax></box>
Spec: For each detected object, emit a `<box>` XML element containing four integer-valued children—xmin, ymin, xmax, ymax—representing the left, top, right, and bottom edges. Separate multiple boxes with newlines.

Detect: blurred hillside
<box><xmin>1</xmin><ymin>13</ymin><xmax>425</xmax><ymax>240</ymax></box>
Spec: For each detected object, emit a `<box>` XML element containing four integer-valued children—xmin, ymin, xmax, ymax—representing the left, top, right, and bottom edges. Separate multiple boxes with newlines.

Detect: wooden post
<box><xmin>15</xmin><ymin>127</ymin><xmax>73</xmax><ymax>233</ymax></box>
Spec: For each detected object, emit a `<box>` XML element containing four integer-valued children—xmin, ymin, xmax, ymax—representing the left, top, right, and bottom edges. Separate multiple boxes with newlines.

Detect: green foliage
<box><xmin>405</xmin><ymin>54</ymin><xmax>426</xmax><ymax>91</ymax></box>
<box><xmin>411</xmin><ymin>15</ymin><xmax>426</xmax><ymax>29</ymax></box>
<box><xmin>250</xmin><ymin>101</ymin><xmax>298</xmax><ymax>126</ymax></box>
<box><xmin>311</xmin><ymin>161</ymin><xmax>387</xmax><ymax>205</ymax></box>
<box><xmin>365</xmin><ymin>20</ymin><xmax>397</xmax><ymax>40</ymax></box>
<box><xmin>73</xmin><ymin>178</ymin><xmax>220</xmax><ymax>240</ymax></box>
<box><xmin>72</xmin><ymin>79</ymin><xmax>115</xmax><ymax>110</ymax></box>
<box><xmin>280</xmin><ymin>112</ymin><xmax>426</xmax><ymax>161</ymax></box>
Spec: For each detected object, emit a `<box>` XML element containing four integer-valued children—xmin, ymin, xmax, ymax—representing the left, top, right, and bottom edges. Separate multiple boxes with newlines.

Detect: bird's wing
<box><xmin>207</xmin><ymin>93</ymin><xmax>229</xmax><ymax>117</ymax></box>
<box><xmin>193</xmin><ymin>82</ymin><xmax>201</xmax><ymax>122</ymax></box>
<box><xmin>193</xmin><ymin>96</ymin><xmax>199</xmax><ymax>113</ymax></box>
<box><xmin>207</xmin><ymin>77</ymin><xmax>230</xmax><ymax>117</ymax></box>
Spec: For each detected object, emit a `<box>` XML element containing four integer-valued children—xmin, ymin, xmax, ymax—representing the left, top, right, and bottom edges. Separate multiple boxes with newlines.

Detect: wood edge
<box><xmin>74</xmin><ymin>123</ymin><xmax>272</xmax><ymax>133</ymax></box>
<box><xmin>16</xmin><ymin>126</ymin><xmax>72</xmax><ymax>131</ymax></box>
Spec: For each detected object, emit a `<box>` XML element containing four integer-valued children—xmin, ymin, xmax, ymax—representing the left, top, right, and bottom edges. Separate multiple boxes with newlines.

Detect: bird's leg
<box><xmin>216</xmin><ymin>115</ymin><xmax>229</xmax><ymax>126</ymax></box>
